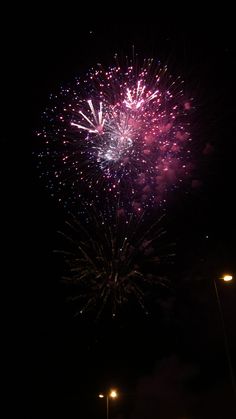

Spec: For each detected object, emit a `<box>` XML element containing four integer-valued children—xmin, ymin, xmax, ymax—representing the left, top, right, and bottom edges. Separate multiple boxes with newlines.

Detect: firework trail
<box><xmin>36</xmin><ymin>57</ymin><xmax>193</xmax><ymax>214</ymax></box>
<box><xmin>56</xmin><ymin>211</ymin><xmax>174</xmax><ymax>318</ymax></box>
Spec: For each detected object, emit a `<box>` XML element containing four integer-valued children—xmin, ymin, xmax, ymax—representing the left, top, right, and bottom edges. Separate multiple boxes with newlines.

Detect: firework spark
<box><xmin>57</xmin><ymin>211</ymin><xmax>174</xmax><ymax>318</ymax></box>
<box><xmin>36</xmin><ymin>58</ymin><xmax>193</xmax><ymax>213</ymax></box>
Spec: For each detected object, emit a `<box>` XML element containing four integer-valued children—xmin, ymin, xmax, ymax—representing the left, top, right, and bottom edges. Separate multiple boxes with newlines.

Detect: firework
<box><xmin>57</xmin><ymin>211</ymin><xmax>174</xmax><ymax>318</ymax></box>
<box><xmin>36</xmin><ymin>57</ymin><xmax>193</xmax><ymax>213</ymax></box>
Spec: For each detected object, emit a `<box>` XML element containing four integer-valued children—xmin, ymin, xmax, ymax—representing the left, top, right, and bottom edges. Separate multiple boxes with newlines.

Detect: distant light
<box><xmin>110</xmin><ymin>390</ymin><xmax>118</xmax><ymax>398</ymax></box>
<box><xmin>223</xmin><ymin>274</ymin><xmax>233</xmax><ymax>282</ymax></box>
<box><xmin>99</xmin><ymin>394</ymin><xmax>104</xmax><ymax>398</ymax></box>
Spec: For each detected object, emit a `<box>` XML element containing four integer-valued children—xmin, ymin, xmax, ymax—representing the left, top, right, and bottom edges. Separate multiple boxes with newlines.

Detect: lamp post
<box><xmin>213</xmin><ymin>273</ymin><xmax>236</xmax><ymax>399</ymax></box>
<box><xmin>99</xmin><ymin>389</ymin><xmax>118</xmax><ymax>419</ymax></box>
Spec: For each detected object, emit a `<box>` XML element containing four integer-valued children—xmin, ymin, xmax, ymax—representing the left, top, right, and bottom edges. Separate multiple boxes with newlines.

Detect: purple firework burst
<box><xmin>36</xmin><ymin>58</ymin><xmax>193</xmax><ymax>214</ymax></box>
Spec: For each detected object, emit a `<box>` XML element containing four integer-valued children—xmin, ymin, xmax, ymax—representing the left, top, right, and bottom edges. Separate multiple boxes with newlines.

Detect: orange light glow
<box><xmin>110</xmin><ymin>390</ymin><xmax>118</xmax><ymax>398</ymax></box>
<box><xmin>223</xmin><ymin>274</ymin><xmax>233</xmax><ymax>282</ymax></box>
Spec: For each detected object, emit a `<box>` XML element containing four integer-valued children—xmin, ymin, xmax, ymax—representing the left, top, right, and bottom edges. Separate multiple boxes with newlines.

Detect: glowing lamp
<box><xmin>223</xmin><ymin>274</ymin><xmax>233</xmax><ymax>282</ymax></box>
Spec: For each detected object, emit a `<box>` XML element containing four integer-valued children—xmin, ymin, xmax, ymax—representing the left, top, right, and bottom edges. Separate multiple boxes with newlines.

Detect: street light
<box><xmin>110</xmin><ymin>390</ymin><xmax>118</xmax><ymax>398</ymax></box>
<box><xmin>98</xmin><ymin>389</ymin><xmax>118</xmax><ymax>419</ymax></box>
<box><xmin>213</xmin><ymin>273</ymin><xmax>236</xmax><ymax>399</ymax></box>
<box><xmin>222</xmin><ymin>274</ymin><xmax>233</xmax><ymax>282</ymax></box>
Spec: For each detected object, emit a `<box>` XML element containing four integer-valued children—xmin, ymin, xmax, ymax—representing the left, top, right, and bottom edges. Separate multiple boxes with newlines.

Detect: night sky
<box><xmin>26</xmin><ymin>7</ymin><xmax>236</xmax><ymax>418</ymax></box>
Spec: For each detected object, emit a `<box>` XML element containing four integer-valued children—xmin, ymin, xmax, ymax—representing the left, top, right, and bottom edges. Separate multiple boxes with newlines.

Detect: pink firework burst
<box><xmin>36</xmin><ymin>58</ymin><xmax>193</xmax><ymax>213</ymax></box>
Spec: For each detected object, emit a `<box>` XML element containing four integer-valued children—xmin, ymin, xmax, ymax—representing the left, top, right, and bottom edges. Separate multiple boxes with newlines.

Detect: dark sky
<box><xmin>24</xmin><ymin>6</ymin><xmax>236</xmax><ymax>419</ymax></box>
